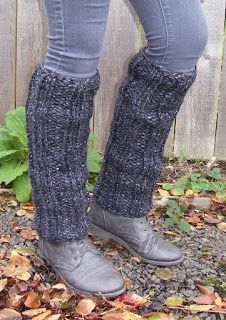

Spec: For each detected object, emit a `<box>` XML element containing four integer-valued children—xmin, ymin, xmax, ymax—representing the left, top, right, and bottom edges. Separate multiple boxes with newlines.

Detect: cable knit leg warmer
<box><xmin>25</xmin><ymin>63</ymin><xmax>100</xmax><ymax>242</ymax></box>
<box><xmin>93</xmin><ymin>47</ymin><xmax>197</xmax><ymax>217</ymax></box>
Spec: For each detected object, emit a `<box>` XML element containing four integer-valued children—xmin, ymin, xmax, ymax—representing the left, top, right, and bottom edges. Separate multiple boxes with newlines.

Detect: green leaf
<box><xmin>175</xmin><ymin>178</ymin><xmax>189</xmax><ymax>189</ymax></box>
<box><xmin>162</xmin><ymin>183</ymin><xmax>173</xmax><ymax>191</ymax></box>
<box><xmin>0</xmin><ymin>128</ymin><xmax>12</xmax><ymax>141</ymax></box>
<box><xmin>88</xmin><ymin>132</ymin><xmax>97</xmax><ymax>142</ymax></box>
<box><xmin>197</xmin><ymin>178</ymin><xmax>210</xmax><ymax>191</ymax></box>
<box><xmin>164</xmin><ymin>218</ymin><xmax>174</xmax><ymax>227</ymax></box>
<box><xmin>170</xmin><ymin>188</ymin><xmax>185</xmax><ymax>196</ymax></box>
<box><xmin>86</xmin><ymin>182</ymin><xmax>94</xmax><ymax>192</ymax></box>
<box><xmin>207</xmin><ymin>167</ymin><xmax>221</xmax><ymax>180</ymax></box>
<box><xmin>164</xmin><ymin>296</ymin><xmax>184</xmax><ymax>307</ymax></box>
<box><xmin>180</xmin><ymin>204</ymin><xmax>188</xmax><ymax>213</ymax></box>
<box><xmin>5</xmin><ymin>106</ymin><xmax>28</xmax><ymax>146</ymax></box>
<box><xmin>190</xmin><ymin>172</ymin><xmax>201</xmax><ymax>182</ymax></box>
<box><xmin>0</xmin><ymin>149</ymin><xmax>19</xmax><ymax>160</ymax></box>
<box><xmin>12</xmin><ymin>172</ymin><xmax>31</xmax><ymax>202</ymax></box>
<box><xmin>0</xmin><ymin>158</ymin><xmax>29</xmax><ymax>184</ymax></box>
<box><xmin>178</xmin><ymin>220</ymin><xmax>191</xmax><ymax>232</ymax></box>
<box><xmin>188</xmin><ymin>304</ymin><xmax>213</xmax><ymax>312</ymax></box>
<box><xmin>87</xmin><ymin>148</ymin><xmax>102</xmax><ymax>173</ymax></box>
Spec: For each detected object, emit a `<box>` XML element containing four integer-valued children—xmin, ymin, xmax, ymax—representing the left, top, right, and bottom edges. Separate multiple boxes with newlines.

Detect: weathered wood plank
<box><xmin>215</xmin><ymin>28</ymin><xmax>226</xmax><ymax>160</ymax></box>
<box><xmin>93</xmin><ymin>0</ymin><xmax>139</xmax><ymax>152</ymax></box>
<box><xmin>174</xmin><ymin>0</ymin><xmax>225</xmax><ymax>159</ymax></box>
<box><xmin>0</xmin><ymin>0</ymin><xmax>17</xmax><ymax>123</ymax></box>
<box><xmin>16</xmin><ymin>0</ymin><xmax>47</xmax><ymax>107</ymax></box>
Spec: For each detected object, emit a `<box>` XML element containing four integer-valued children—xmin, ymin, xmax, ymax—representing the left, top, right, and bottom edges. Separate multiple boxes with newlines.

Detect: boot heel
<box><xmin>89</xmin><ymin>222</ymin><xmax>110</xmax><ymax>240</ymax></box>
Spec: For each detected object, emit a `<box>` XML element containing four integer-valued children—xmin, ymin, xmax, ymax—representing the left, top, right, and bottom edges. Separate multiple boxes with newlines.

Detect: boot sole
<box><xmin>37</xmin><ymin>248</ymin><xmax>126</xmax><ymax>298</ymax></box>
<box><xmin>89</xmin><ymin>222</ymin><xmax>184</xmax><ymax>266</ymax></box>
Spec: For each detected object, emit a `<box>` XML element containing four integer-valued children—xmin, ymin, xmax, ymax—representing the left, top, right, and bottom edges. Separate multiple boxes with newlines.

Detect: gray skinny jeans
<box><xmin>43</xmin><ymin>0</ymin><xmax>208</xmax><ymax>77</ymax></box>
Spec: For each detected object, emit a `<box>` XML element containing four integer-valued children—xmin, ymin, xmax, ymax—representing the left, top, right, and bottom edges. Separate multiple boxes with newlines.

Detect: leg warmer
<box><xmin>93</xmin><ymin>47</ymin><xmax>197</xmax><ymax>217</ymax></box>
<box><xmin>25</xmin><ymin>63</ymin><xmax>100</xmax><ymax>242</ymax></box>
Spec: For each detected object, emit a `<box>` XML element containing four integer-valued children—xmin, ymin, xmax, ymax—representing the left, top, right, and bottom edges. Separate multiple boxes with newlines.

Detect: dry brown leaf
<box><xmin>45</xmin><ymin>315</ymin><xmax>61</xmax><ymax>320</ymax></box>
<box><xmin>51</xmin><ymin>283</ymin><xmax>67</xmax><ymax>291</ymax></box>
<box><xmin>75</xmin><ymin>298</ymin><xmax>96</xmax><ymax>317</ymax></box>
<box><xmin>22</xmin><ymin>308</ymin><xmax>47</xmax><ymax>318</ymax></box>
<box><xmin>9</xmin><ymin>251</ymin><xmax>31</xmax><ymax>267</ymax></box>
<box><xmin>0</xmin><ymin>278</ymin><xmax>7</xmax><ymax>293</ymax></box>
<box><xmin>193</xmin><ymin>293</ymin><xmax>215</xmax><ymax>305</ymax></box>
<box><xmin>158</xmin><ymin>189</ymin><xmax>170</xmax><ymax>197</ymax></box>
<box><xmin>2</xmin><ymin>264</ymin><xmax>31</xmax><ymax>281</ymax></box>
<box><xmin>162</xmin><ymin>231</ymin><xmax>178</xmax><ymax>237</ymax></box>
<box><xmin>217</xmin><ymin>222</ymin><xmax>226</xmax><ymax>231</ymax></box>
<box><xmin>16</xmin><ymin>209</ymin><xmax>27</xmax><ymax>217</ymax></box>
<box><xmin>22</xmin><ymin>203</ymin><xmax>34</xmax><ymax>211</ymax></box>
<box><xmin>103</xmin><ymin>312</ymin><xmax>145</xmax><ymax>320</ymax></box>
<box><xmin>20</xmin><ymin>229</ymin><xmax>39</xmax><ymax>240</ymax></box>
<box><xmin>203</xmin><ymin>214</ymin><xmax>219</xmax><ymax>224</ymax></box>
<box><xmin>0</xmin><ymin>308</ymin><xmax>22</xmax><ymax>320</ymax></box>
<box><xmin>185</xmin><ymin>189</ymin><xmax>194</xmax><ymax>197</ymax></box>
<box><xmin>0</xmin><ymin>249</ymin><xmax>7</xmax><ymax>259</ymax></box>
<box><xmin>0</xmin><ymin>235</ymin><xmax>10</xmax><ymax>244</ymax></box>
<box><xmin>106</xmin><ymin>251</ymin><xmax>119</xmax><ymax>257</ymax></box>
<box><xmin>31</xmin><ymin>310</ymin><xmax>52</xmax><ymax>320</ymax></box>
<box><xmin>24</xmin><ymin>292</ymin><xmax>41</xmax><ymax>309</ymax></box>
<box><xmin>214</xmin><ymin>293</ymin><xmax>226</xmax><ymax>308</ymax></box>
<box><xmin>14</xmin><ymin>247</ymin><xmax>35</xmax><ymax>257</ymax></box>
<box><xmin>195</xmin><ymin>284</ymin><xmax>213</xmax><ymax>295</ymax></box>
<box><xmin>131</xmin><ymin>256</ymin><xmax>141</xmax><ymax>263</ymax></box>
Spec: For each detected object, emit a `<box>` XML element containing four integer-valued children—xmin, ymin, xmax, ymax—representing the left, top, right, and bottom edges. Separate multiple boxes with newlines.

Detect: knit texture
<box><xmin>93</xmin><ymin>47</ymin><xmax>197</xmax><ymax>217</ymax></box>
<box><xmin>25</xmin><ymin>63</ymin><xmax>100</xmax><ymax>242</ymax></box>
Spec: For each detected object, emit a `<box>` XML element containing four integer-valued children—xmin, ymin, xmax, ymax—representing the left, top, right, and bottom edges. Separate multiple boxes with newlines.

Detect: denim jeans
<box><xmin>43</xmin><ymin>0</ymin><xmax>208</xmax><ymax>77</ymax></box>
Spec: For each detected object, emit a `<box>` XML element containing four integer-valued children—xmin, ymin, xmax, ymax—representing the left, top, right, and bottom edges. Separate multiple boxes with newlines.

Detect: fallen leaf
<box><xmin>24</xmin><ymin>292</ymin><xmax>41</xmax><ymax>309</ymax></box>
<box><xmin>9</xmin><ymin>251</ymin><xmax>31</xmax><ymax>267</ymax></box>
<box><xmin>217</xmin><ymin>222</ymin><xmax>226</xmax><ymax>232</ymax></box>
<box><xmin>147</xmin><ymin>313</ymin><xmax>175</xmax><ymax>320</ymax></box>
<box><xmin>22</xmin><ymin>308</ymin><xmax>47</xmax><ymax>318</ymax></box>
<box><xmin>106</xmin><ymin>251</ymin><xmax>119</xmax><ymax>257</ymax></box>
<box><xmin>162</xmin><ymin>231</ymin><xmax>178</xmax><ymax>237</ymax></box>
<box><xmin>20</xmin><ymin>229</ymin><xmax>38</xmax><ymax>240</ymax></box>
<box><xmin>1</xmin><ymin>264</ymin><xmax>31</xmax><ymax>281</ymax></box>
<box><xmin>195</xmin><ymin>284</ymin><xmax>213</xmax><ymax>295</ymax></box>
<box><xmin>22</xmin><ymin>203</ymin><xmax>34</xmax><ymax>211</ymax></box>
<box><xmin>45</xmin><ymin>315</ymin><xmax>61</xmax><ymax>320</ymax></box>
<box><xmin>214</xmin><ymin>293</ymin><xmax>226</xmax><ymax>308</ymax></box>
<box><xmin>193</xmin><ymin>293</ymin><xmax>215</xmax><ymax>305</ymax></box>
<box><xmin>203</xmin><ymin>214</ymin><xmax>219</xmax><ymax>224</ymax></box>
<box><xmin>185</xmin><ymin>189</ymin><xmax>194</xmax><ymax>197</ymax></box>
<box><xmin>15</xmin><ymin>247</ymin><xmax>35</xmax><ymax>257</ymax></box>
<box><xmin>103</xmin><ymin>312</ymin><xmax>144</xmax><ymax>320</ymax></box>
<box><xmin>116</xmin><ymin>293</ymin><xmax>147</xmax><ymax>308</ymax></box>
<box><xmin>164</xmin><ymin>296</ymin><xmax>184</xmax><ymax>307</ymax></box>
<box><xmin>155</xmin><ymin>268</ymin><xmax>174</xmax><ymax>281</ymax></box>
<box><xmin>0</xmin><ymin>249</ymin><xmax>7</xmax><ymax>259</ymax></box>
<box><xmin>16</xmin><ymin>209</ymin><xmax>27</xmax><ymax>217</ymax></box>
<box><xmin>0</xmin><ymin>235</ymin><xmax>10</xmax><ymax>244</ymax></box>
<box><xmin>0</xmin><ymin>308</ymin><xmax>22</xmax><ymax>320</ymax></box>
<box><xmin>130</xmin><ymin>256</ymin><xmax>141</xmax><ymax>263</ymax></box>
<box><xmin>158</xmin><ymin>189</ymin><xmax>170</xmax><ymax>197</ymax></box>
<box><xmin>0</xmin><ymin>279</ymin><xmax>7</xmax><ymax>293</ymax></box>
<box><xmin>75</xmin><ymin>298</ymin><xmax>96</xmax><ymax>317</ymax></box>
<box><xmin>182</xmin><ymin>317</ymin><xmax>201</xmax><ymax>320</ymax></box>
<box><xmin>30</xmin><ymin>310</ymin><xmax>52</xmax><ymax>320</ymax></box>
<box><xmin>188</xmin><ymin>304</ymin><xmax>214</xmax><ymax>312</ymax></box>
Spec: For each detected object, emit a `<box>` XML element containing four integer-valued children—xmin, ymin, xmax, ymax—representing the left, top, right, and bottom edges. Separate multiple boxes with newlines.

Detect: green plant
<box><xmin>164</xmin><ymin>199</ymin><xmax>191</xmax><ymax>232</ymax></box>
<box><xmin>0</xmin><ymin>107</ymin><xmax>103</xmax><ymax>202</ymax></box>
<box><xmin>162</xmin><ymin>168</ymin><xmax>226</xmax><ymax>198</ymax></box>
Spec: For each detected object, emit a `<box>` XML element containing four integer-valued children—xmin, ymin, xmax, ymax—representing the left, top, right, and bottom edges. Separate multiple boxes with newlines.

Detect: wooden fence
<box><xmin>0</xmin><ymin>0</ymin><xmax>226</xmax><ymax>160</ymax></box>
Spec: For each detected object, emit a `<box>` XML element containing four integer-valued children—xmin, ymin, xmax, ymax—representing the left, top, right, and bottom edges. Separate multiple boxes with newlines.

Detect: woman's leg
<box><xmin>129</xmin><ymin>0</ymin><xmax>208</xmax><ymax>73</ymax></box>
<box><xmin>90</xmin><ymin>0</ymin><xmax>208</xmax><ymax>265</ymax></box>
<box><xmin>25</xmin><ymin>0</ymin><xmax>125</xmax><ymax>296</ymax></box>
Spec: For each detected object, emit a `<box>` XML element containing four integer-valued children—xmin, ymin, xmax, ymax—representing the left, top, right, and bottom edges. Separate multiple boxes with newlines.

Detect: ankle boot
<box><xmin>38</xmin><ymin>236</ymin><xmax>126</xmax><ymax>297</ymax></box>
<box><xmin>26</xmin><ymin>63</ymin><xmax>125</xmax><ymax>296</ymax></box>
<box><xmin>91</xmin><ymin>47</ymin><xmax>197</xmax><ymax>264</ymax></box>
<box><xmin>89</xmin><ymin>201</ymin><xmax>183</xmax><ymax>266</ymax></box>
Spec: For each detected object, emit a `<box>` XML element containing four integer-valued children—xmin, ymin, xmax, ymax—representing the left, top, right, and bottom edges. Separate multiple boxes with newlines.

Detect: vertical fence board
<box><xmin>93</xmin><ymin>0</ymin><xmax>139</xmax><ymax>152</ymax></box>
<box><xmin>0</xmin><ymin>0</ymin><xmax>16</xmax><ymax>123</ymax></box>
<box><xmin>16</xmin><ymin>0</ymin><xmax>47</xmax><ymax>107</ymax></box>
<box><xmin>174</xmin><ymin>0</ymin><xmax>225</xmax><ymax>159</ymax></box>
<box><xmin>215</xmin><ymin>29</ymin><xmax>226</xmax><ymax>160</ymax></box>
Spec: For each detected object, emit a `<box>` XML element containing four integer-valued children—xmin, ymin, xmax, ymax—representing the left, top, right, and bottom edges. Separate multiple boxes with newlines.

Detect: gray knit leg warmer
<box><xmin>93</xmin><ymin>47</ymin><xmax>197</xmax><ymax>217</ymax></box>
<box><xmin>25</xmin><ymin>63</ymin><xmax>100</xmax><ymax>242</ymax></box>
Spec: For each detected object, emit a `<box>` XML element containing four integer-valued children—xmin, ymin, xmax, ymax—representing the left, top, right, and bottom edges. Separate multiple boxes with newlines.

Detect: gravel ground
<box><xmin>0</xmin><ymin>195</ymin><xmax>225</xmax><ymax>320</ymax></box>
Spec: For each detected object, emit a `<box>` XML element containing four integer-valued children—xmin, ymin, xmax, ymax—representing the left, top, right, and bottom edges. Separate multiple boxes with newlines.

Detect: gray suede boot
<box><xmin>25</xmin><ymin>63</ymin><xmax>125</xmax><ymax>297</ymax></box>
<box><xmin>90</xmin><ymin>47</ymin><xmax>197</xmax><ymax>265</ymax></box>
<box><xmin>89</xmin><ymin>201</ymin><xmax>183</xmax><ymax>266</ymax></box>
<box><xmin>38</xmin><ymin>237</ymin><xmax>126</xmax><ymax>297</ymax></box>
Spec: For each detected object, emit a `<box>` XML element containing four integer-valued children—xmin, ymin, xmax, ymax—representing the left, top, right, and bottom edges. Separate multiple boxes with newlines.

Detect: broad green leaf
<box><xmin>170</xmin><ymin>188</ymin><xmax>185</xmax><ymax>196</ymax></box>
<box><xmin>0</xmin><ymin>149</ymin><xmax>18</xmax><ymax>160</ymax></box>
<box><xmin>86</xmin><ymin>182</ymin><xmax>94</xmax><ymax>192</ymax></box>
<box><xmin>5</xmin><ymin>106</ymin><xmax>28</xmax><ymax>146</ymax></box>
<box><xmin>162</xmin><ymin>183</ymin><xmax>173</xmax><ymax>191</ymax></box>
<box><xmin>12</xmin><ymin>172</ymin><xmax>31</xmax><ymax>202</ymax></box>
<box><xmin>0</xmin><ymin>128</ymin><xmax>12</xmax><ymax>140</ymax></box>
<box><xmin>88</xmin><ymin>132</ymin><xmax>97</xmax><ymax>142</ymax></box>
<box><xmin>0</xmin><ymin>158</ymin><xmax>29</xmax><ymax>184</ymax></box>
<box><xmin>164</xmin><ymin>296</ymin><xmax>184</xmax><ymax>307</ymax></box>
<box><xmin>178</xmin><ymin>220</ymin><xmax>191</xmax><ymax>232</ymax></box>
<box><xmin>164</xmin><ymin>218</ymin><xmax>174</xmax><ymax>227</ymax></box>
<box><xmin>207</xmin><ymin>167</ymin><xmax>221</xmax><ymax>180</ymax></box>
